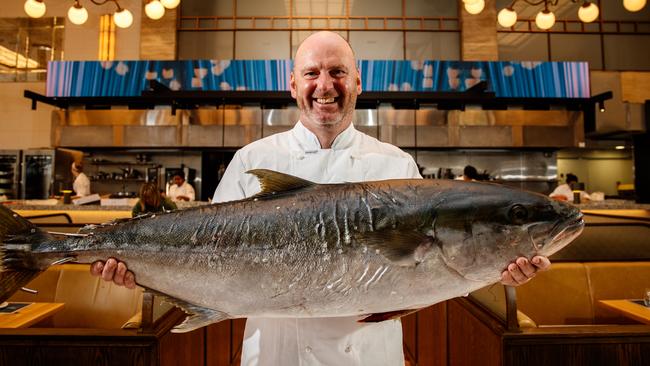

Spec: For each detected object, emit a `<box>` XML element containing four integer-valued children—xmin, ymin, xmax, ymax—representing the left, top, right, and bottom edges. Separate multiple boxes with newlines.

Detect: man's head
<box><xmin>173</xmin><ymin>174</ymin><xmax>185</xmax><ymax>187</ymax></box>
<box><xmin>291</xmin><ymin>31</ymin><xmax>361</xmax><ymax>140</ymax></box>
<box><xmin>566</xmin><ymin>173</ymin><xmax>578</xmax><ymax>184</ymax></box>
<box><xmin>71</xmin><ymin>162</ymin><xmax>83</xmax><ymax>176</ymax></box>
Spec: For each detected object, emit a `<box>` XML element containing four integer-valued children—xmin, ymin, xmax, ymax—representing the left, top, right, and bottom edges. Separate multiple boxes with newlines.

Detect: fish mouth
<box><xmin>529</xmin><ymin>212</ymin><xmax>584</xmax><ymax>254</ymax></box>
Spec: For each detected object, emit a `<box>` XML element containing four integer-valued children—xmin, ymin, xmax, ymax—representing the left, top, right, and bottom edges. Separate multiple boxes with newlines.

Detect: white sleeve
<box><xmin>212</xmin><ymin>151</ymin><xmax>249</xmax><ymax>203</ymax></box>
<box><xmin>185</xmin><ymin>183</ymin><xmax>196</xmax><ymax>201</ymax></box>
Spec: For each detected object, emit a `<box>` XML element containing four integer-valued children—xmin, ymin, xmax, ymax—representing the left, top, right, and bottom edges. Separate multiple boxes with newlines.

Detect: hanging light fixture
<box><xmin>535</xmin><ymin>6</ymin><xmax>556</xmax><ymax>30</ymax></box>
<box><xmin>24</xmin><ymin>0</ymin><xmax>46</xmax><ymax>18</ymax></box>
<box><xmin>465</xmin><ymin>0</ymin><xmax>486</xmax><ymax>15</ymax></box>
<box><xmin>145</xmin><ymin>0</ymin><xmax>166</xmax><ymax>20</ymax></box>
<box><xmin>578</xmin><ymin>2</ymin><xmax>599</xmax><ymax>23</ymax></box>
<box><xmin>67</xmin><ymin>1</ymin><xmax>89</xmax><ymax>25</ymax></box>
<box><xmin>160</xmin><ymin>0</ymin><xmax>181</xmax><ymax>9</ymax></box>
<box><xmin>24</xmin><ymin>0</ymin><xmax>182</xmax><ymax>28</ymax></box>
<box><xmin>623</xmin><ymin>0</ymin><xmax>647</xmax><ymax>12</ymax></box>
<box><xmin>472</xmin><ymin>1</ymin><xmax>647</xmax><ymax>29</ymax></box>
<box><xmin>497</xmin><ymin>7</ymin><xmax>518</xmax><ymax>28</ymax></box>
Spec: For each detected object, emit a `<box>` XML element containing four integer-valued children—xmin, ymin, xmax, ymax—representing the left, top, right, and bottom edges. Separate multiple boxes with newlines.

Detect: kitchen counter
<box><xmin>576</xmin><ymin>199</ymin><xmax>650</xmax><ymax>210</ymax></box>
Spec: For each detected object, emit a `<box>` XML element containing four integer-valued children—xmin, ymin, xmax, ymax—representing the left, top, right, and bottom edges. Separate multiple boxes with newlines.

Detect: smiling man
<box><xmin>91</xmin><ymin>31</ymin><xmax>550</xmax><ymax>366</ymax></box>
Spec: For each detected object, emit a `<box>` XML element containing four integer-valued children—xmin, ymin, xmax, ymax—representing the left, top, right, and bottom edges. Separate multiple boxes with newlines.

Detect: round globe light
<box><xmin>465</xmin><ymin>0</ymin><xmax>485</xmax><ymax>15</ymax></box>
<box><xmin>498</xmin><ymin>7</ymin><xmax>517</xmax><ymax>28</ymax></box>
<box><xmin>623</xmin><ymin>0</ymin><xmax>647</xmax><ymax>12</ymax></box>
<box><xmin>161</xmin><ymin>0</ymin><xmax>181</xmax><ymax>9</ymax></box>
<box><xmin>578</xmin><ymin>2</ymin><xmax>599</xmax><ymax>23</ymax></box>
<box><xmin>67</xmin><ymin>4</ymin><xmax>88</xmax><ymax>25</ymax></box>
<box><xmin>535</xmin><ymin>9</ymin><xmax>555</xmax><ymax>30</ymax></box>
<box><xmin>114</xmin><ymin>8</ymin><xmax>134</xmax><ymax>28</ymax></box>
<box><xmin>24</xmin><ymin>0</ymin><xmax>46</xmax><ymax>18</ymax></box>
<box><xmin>145</xmin><ymin>0</ymin><xmax>165</xmax><ymax>20</ymax></box>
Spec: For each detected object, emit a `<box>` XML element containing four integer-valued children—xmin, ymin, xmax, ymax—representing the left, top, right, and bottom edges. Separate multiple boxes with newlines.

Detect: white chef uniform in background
<box><xmin>168</xmin><ymin>180</ymin><xmax>196</xmax><ymax>202</ymax></box>
<box><xmin>213</xmin><ymin>121</ymin><xmax>421</xmax><ymax>366</ymax></box>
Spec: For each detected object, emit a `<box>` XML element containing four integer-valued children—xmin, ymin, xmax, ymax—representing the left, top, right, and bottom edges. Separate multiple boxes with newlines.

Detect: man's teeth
<box><xmin>315</xmin><ymin>97</ymin><xmax>336</xmax><ymax>104</ymax></box>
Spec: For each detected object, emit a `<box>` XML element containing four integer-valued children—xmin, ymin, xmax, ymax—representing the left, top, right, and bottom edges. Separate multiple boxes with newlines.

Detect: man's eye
<box><xmin>304</xmin><ymin>72</ymin><xmax>317</xmax><ymax>78</ymax></box>
<box><xmin>332</xmin><ymin>70</ymin><xmax>346</xmax><ymax>77</ymax></box>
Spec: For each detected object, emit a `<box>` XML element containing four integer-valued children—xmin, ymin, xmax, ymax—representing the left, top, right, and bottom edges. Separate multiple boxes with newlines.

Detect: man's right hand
<box><xmin>90</xmin><ymin>258</ymin><xmax>136</xmax><ymax>289</ymax></box>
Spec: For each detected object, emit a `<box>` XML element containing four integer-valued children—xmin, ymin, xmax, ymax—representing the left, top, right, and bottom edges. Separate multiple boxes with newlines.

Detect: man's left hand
<box><xmin>500</xmin><ymin>256</ymin><xmax>550</xmax><ymax>286</ymax></box>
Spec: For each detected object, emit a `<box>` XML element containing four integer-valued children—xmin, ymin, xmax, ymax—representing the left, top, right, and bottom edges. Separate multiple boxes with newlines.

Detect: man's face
<box><xmin>291</xmin><ymin>35</ymin><xmax>361</xmax><ymax>131</ymax></box>
<box><xmin>173</xmin><ymin>175</ymin><xmax>184</xmax><ymax>186</ymax></box>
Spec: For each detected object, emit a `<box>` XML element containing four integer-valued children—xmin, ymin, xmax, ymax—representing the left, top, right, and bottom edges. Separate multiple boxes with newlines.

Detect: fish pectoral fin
<box><xmin>358</xmin><ymin>308</ymin><xmax>422</xmax><ymax>323</ymax></box>
<box><xmin>247</xmin><ymin>169</ymin><xmax>316</xmax><ymax>198</ymax></box>
<box><xmin>173</xmin><ymin>306</ymin><xmax>230</xmax><ymax>333</ymax></box>
<box><xmin>150</xmin><ymin>293</ymin><xmax>231</xmax><ymax>333</ymax></box>
<box><xmin>362</xmin><ymin>230</ymin><xmax>435</xmax><ymax>266</ymax></box>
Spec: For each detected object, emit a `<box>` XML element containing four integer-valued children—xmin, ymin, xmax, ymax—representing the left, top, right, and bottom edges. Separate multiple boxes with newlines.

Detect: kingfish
<box><xmin>0</xmin><ymin>170</ymin><xmax>583</xmax><ymax>332</ymax></box>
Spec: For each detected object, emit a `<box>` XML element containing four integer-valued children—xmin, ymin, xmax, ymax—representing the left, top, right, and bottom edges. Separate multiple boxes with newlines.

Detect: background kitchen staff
<box><xmin>90</xmin><ymin>31</ymin><xmax>551</xmax><ymax>366</ymax></box>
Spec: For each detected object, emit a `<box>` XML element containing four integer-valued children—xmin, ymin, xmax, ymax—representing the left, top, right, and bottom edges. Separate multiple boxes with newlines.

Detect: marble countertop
<box><xmin>1</xmin><ymin>199</ymin><xmax>211</xmax><ymax>211</ymax></box>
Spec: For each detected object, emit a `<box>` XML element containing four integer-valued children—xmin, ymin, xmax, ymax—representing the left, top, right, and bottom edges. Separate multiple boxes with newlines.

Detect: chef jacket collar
<box><xmin>292</xmin><ymin>121</ymin><xmax>357</xmax><ymax>154</ymax></box>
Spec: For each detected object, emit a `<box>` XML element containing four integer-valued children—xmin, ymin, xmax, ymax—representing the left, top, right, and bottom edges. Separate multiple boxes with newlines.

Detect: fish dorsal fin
<box><xmin>361</xmin><ymin>229</ymin><xmax>436</xmax><ymax>267</ymax></box>
<box><xmin>247</xmin><ymin>169</ymin><xmax>316</xmax><ymax>198</ymax></box>
<box><xmin>149</xmin><ymin>292</ymin><xmax>231</xmax><ymax>333</ymax></box>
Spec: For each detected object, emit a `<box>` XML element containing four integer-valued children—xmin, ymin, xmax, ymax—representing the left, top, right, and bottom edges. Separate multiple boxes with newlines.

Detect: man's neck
<box><xmin>301</xmin><ymin>120</ymin><xmax>351</xmax><ymax>149</ymax></box>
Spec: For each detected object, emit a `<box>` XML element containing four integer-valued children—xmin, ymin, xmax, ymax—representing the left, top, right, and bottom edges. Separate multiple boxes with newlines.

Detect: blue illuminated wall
<box><xmin>47</xmin><ymin>60</ymin><xmax>590</xmax><ymax>98</ymax></box>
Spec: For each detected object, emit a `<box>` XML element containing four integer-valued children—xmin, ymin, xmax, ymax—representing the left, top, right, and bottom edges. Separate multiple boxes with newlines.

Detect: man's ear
<box><xmin>290</xmin><ymin>72</ymin><xmax>297</xmax><ymax>99</ymax></box>
<box><xmin>356</xmin><ymin>67</ymin><xmax>362</xmax><ymax>95</ymax></box>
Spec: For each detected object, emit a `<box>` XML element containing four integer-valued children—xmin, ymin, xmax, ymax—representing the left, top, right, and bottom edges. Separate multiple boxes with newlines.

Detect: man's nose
<box><xmin>315</xmin><ymin>73</ymin><xmax>335</xmax><ymax>92</ymax></box>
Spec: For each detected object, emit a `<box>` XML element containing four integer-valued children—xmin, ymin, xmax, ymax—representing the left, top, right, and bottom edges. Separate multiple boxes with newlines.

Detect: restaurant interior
<box><xmin>0</xmin><ymin>0</ymin><xmax>649</xmax><ymax>365</ymax></box>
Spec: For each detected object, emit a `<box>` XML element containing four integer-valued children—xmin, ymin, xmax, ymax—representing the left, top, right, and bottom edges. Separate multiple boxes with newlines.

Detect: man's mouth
<box><xmin>314</xmin><ymin>97</ymin><xmax>337</xmax><ymax>104</ymax></box>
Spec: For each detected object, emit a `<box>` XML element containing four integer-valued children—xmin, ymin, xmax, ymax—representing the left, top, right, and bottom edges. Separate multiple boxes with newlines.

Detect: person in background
<box><xmin>132</xmin><ymin>182</ymin><xmax>176</xmax><ymax>217</ymax></box>
<box><xmin>550</xmin><ymin>173</ymin><xmax>591</xmax><ymax>203</ymax></box>
<box><xmin>461</xmin><ymin>165</ymin><xmax>479</xmax><ymax>181</ymax></box>
<box><xmin>168</xmin><ymin>174</ymin><xmax>195</xmax><ymax>202</ymax></box>
<box><xmin>71</xmin><ymin>161</ymin><xmax>91</xmax><ymax>197</ymax></box>
<box><xmin>90</xmin><ymin>31</ymin><xmax>551</xmax><ymax>366</ymax></box>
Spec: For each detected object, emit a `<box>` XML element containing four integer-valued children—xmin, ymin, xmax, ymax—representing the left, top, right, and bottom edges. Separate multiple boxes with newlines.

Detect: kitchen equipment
<box><xmin>21</xmin><ymin>148</ymin><xmax>84</xmax><ymax>199</ymax></box>
<box><xmin>0</xmin><ymin>150</ymin><xmax>21</xmax><ymax>199</ymax></box>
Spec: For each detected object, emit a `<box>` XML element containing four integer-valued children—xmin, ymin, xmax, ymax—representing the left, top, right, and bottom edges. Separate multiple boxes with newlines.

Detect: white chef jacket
<box><xmin>73</xmin><ymin>172</ymin><xmax>91</xmax><ymax>197</ymax></box>
<box><xmin>212</xmin><ymin>121</ymin><xmax>421</xmax><ymax>366</ymax></box>
<box><xmin>549</xmin><ymin>183</ymin><xmax>590</xmax><ymax>203</ymax></box>
<box><xmin>169</xmin><ymin>181</ymin><xmax>196</xmax><ymax>201</ymax></box>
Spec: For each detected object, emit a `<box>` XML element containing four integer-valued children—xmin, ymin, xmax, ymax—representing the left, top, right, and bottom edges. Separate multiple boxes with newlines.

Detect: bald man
<box><xmin>92</xmin><ymin>31</ymin><xmax>550</xmax><ymax>366</ymax></box>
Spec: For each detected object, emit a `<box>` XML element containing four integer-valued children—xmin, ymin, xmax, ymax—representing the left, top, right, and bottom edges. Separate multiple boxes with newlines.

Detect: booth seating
<box><xmin>8</xmin><ymin>264</ymin><xmax>143</xmax><ymax>329</ymax></box>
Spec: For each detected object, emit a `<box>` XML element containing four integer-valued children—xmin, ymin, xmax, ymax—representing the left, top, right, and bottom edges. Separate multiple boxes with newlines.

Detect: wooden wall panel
<box><xmin>159</xmin><ymin>328</ymin><xmax>205</xmax><ymax>366</ymax></box>
<box><xmin>448</xmin><ymin>299</ymin><xmax>502</xmax><ymax>366</ymax></box>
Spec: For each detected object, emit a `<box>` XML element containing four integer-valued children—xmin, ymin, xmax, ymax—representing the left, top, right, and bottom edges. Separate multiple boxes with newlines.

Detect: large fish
<box><xmin>0</xmin><ymin>170</ymin><xmax>583</xmax><ymax>332</ymax></box>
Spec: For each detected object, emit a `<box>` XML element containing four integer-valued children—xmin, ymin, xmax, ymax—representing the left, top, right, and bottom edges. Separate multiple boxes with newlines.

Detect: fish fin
<box><xmin>0</xmin><ymin>206</ymin><xmax>57</xmax><ymax>302</ymax></box>
<box><xmin>0</xmin><ymin>271</ymin><xmax>41</xmax><ymax>303</ymax></box>
<box><xmin>151</xmin><ymin>293</ymin><xmax>231</xmax><ymax>333</ymax></box>
<box><xmin>247</xmin><ymin>169</ymin><xmax>316</xmax><ymax>198</ymax></box>
<box><xmin>358</xmin><ymin>308</ymin><xmax>422</xmax><ymax>323</ymax></box>
<box><xmin>361</xmin><ymin>229</ymin><xmax>435</xmax><ymax>267</ymax></box>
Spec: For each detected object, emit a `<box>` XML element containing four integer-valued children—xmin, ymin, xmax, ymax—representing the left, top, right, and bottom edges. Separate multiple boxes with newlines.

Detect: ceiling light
<box><xmin>535</xmin><ymin>9</ymin><xmax>556</xmax><ymax>30</ymax></box>
<box><xmin>24</xmin><ymin>0</ymin><xmax>46</xmax><ymax>18</ymax></box>
<box><xmin>578</xmin><ymin>2</ymin><xmax>599</xmax><ymax>23</ymax></box>
<box><xmin>67</xmin><ymin>1</ymin><xmax>88</xmax><ymax>25</ymax></box>
<box><xmin>24</xmin><ymin>1</ymin><xmax>183</xmax><ymax>28</ymax></box>
<box><xmin>145</xmin><ymin>0</ymin><xmax>166</xmax><ymax>20</ymax></box>
<box><xmin>161</xmin><ymin>0</ymin><xmax>181</xmax><ymax>9</ymax></box>
<box><xmin>465</xmin><ymin>0</ymin><xmax>485</xmax><ymax>15</ymax></box>
<box><xmin>623</xmin><ymin>0</ymin><xmax>647</xmax><ymax>12</ymax></box>
<box><xmin>498</xmin><ymin>7</ymin><xmax>518</xmax><ymax>28</ymax></box>
<box><xmin>114</xmin><ymin>8</ymin><xmax>133</xmax><ymax>28</ymax></box>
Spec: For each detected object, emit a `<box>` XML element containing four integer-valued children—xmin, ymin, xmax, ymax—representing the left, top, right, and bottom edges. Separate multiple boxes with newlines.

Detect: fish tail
<box><xmin>0</xmin><ymin>205</ymin><xmax>56</xmax><ymax>303</ymax></box>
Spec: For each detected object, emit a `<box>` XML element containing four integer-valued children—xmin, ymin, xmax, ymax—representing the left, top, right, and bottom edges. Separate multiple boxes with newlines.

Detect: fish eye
<box><xmin>508</xmin><ymin>204</ymin><xmax>528</xmax><ymax>224</ymax></box>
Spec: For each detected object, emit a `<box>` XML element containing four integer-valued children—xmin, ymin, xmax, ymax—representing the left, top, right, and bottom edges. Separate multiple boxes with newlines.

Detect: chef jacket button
<box><xmin>305</xmin><ymin>346</ymin><xmax>312</xmax><ymax>353</ymax></box>
<box><xmin>345</xmin><ymin>345</ymin><xmax>352</xmax><ymax>353</ymax></box>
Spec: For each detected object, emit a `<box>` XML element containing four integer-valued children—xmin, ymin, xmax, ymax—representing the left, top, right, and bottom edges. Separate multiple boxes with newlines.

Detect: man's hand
<box><xmin>90</xmin><ymin>258</ymin><xmax>136</xmax><ymax>289</ymax></box>
<box><xmin>500</xmin><ymin>256</ymin><xmax>550</xmax><ymax>287</ymax></box>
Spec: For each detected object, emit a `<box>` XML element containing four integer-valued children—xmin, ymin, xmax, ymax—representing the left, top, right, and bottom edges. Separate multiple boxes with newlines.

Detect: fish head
<box><xmin>427</xmin><ymin>182</ymin><xmax>584</xmax><ymax>282</ymax></box>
